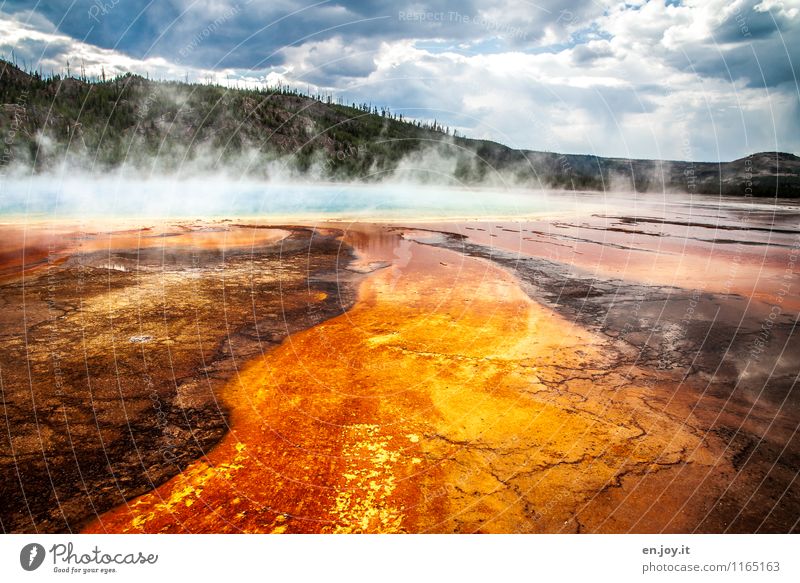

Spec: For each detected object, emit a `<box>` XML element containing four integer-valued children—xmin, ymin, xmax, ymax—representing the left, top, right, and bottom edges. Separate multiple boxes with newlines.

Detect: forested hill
<box><xmin>2</xmin><ymin>60</ymin><xmax>798</xmax><ymax>197</ymax></box>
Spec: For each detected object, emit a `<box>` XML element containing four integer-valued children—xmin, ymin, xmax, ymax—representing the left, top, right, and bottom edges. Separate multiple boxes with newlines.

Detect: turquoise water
<box><xmin>0</xmin><ymin>178</ymin><xmax>581</xmax><ymax>219</ymax></box>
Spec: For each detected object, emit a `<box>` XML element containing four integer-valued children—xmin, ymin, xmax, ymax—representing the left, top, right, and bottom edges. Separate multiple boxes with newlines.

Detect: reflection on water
<box><xmin>409</xmin><ymin>194</ymin><xmax>800</xmax><ymax>309</ymax></box>
<box><xmin>0</xmin><ymin>222</ymin><xmax>290</xmax><ymax>280</ymax></box>
<box><xmin>339</xmin><ymin>225</ymin><xmax>403</xmax><ymax>261</ymax></box>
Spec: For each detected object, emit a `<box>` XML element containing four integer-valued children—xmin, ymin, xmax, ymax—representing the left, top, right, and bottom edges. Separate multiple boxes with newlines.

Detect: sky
<box><xmin>1</xmin><ymin>0</ymin><xmax>798</xmax><ymax>161</ymax></box>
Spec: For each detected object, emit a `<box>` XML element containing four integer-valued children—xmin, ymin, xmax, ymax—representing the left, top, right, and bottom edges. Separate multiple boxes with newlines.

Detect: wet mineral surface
<box><xmin>1</xmin><ymin>198</ymin><xmax>798</xmax><ymax>534</ymax></box>
<box><xmin>0</xmin><ymin>222</ymin><xmax>358</xmax><ymax>532</ymax></box>
<box><xmin>87</xmin><ymin>211</ymin><xmax>798</xmax><ymax>534</ymax></box>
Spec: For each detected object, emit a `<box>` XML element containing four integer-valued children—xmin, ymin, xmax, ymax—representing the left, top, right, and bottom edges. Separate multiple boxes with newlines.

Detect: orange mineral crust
<box><xmin>0</xmin><ymin>222</ymin><xmax>290</xmax><ymax>281</ymax></box>
<box><xmin>0</xmin><ymin>222</ymin><xmax>356</xmax><ymax>533</ymax></box>
<box><xmin>85</xmin><ymin>235</ymin><xmax>730</xmax><ymax>534</ymax></box>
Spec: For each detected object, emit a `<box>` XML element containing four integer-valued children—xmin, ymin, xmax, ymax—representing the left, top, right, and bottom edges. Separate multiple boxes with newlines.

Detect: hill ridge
<box><xmin>1</xmin><ymin>60</ymin><xmax>798</xmax><ymax>197</ymax></box>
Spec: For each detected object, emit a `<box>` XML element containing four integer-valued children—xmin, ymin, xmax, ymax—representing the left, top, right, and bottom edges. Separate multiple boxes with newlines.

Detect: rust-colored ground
<box><xmin>415</xmin><ymin>205</ymin><xmax>800</xmax><ymax>311</ymax></box>
<box><xmin>2</xmin><ymin>215</ymin><xmax>795</xmax><ymax>534</ymax></box>
<box><xmin>0</xmin><ymin>222</ymin><xmax>356</xmax><ymax>533</ymax></box>
<box><xmin>84</xmin><ymin>233</ymin><xmax>730</xmax><ymax>533</ymax></box>
<box><xmin>0</xmin><ymin>221</ymin><xmax>289</xmax><ymax>281</ymax></box>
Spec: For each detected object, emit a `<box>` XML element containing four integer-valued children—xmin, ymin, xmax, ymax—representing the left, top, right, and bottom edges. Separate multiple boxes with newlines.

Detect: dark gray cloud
<box><xmin>668</xmin><ymin>0</ymin><xmax>800</xmax><ymax>89</ymax></box>
<box><xmin>570</xmin><ymin>41</ymin><xmax>614</xmax><ymax>64</ymax></box>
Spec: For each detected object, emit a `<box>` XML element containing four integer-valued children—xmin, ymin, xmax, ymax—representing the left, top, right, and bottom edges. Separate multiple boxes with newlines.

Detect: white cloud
<box><xmin>0</xmin><ymin>13</ymin><xmax>234</xmax><ymax>81</ymax></box>
<box><xmin>754</xmin><ymin>0</ymin><xmax>800</xmax><ymax>19</ymax></box>
<box><xmin>1</xmin><ymin>1</ymin><xmax>797</xmax><ymax>161</ymax></box>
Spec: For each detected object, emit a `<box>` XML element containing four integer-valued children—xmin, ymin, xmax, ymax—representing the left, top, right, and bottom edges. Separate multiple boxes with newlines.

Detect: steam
<box><xmin>0</xmin><ymin>73</ymin><xmax>705</xmax><ymax>220</ymax></box>
<box><xmin>0</xmin><ymin>130</ymin><xmax>581</xmax><ymax>219</ymax></box>
<box><xmin>0</xmin><ymin>171</ymin><xmax>576</xmax><ymax>219</ymax></box>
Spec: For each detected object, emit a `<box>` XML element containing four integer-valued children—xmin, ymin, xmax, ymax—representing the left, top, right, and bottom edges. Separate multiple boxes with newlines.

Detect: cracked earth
<box><xmin>2</xmin><ymin>212</ymin><xmax>797</xmax><ymax>533</ymax></box>
<box><xmin>83</xmin><ymin>225</ymin><xmax>795</xmax><ymax>534</ymax></box>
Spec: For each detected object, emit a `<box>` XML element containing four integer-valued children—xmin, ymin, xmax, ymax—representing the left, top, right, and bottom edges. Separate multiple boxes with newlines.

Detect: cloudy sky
<box><xmin>1</xmin><ymin>0</ymin><xmax>798</xmax><ymax>161</ymax></box>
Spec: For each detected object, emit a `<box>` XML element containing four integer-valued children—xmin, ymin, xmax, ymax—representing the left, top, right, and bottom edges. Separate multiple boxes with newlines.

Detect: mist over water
<box><xmin>0</xmin><ymin>175</ymin><xmax>588</xmax><ymax>219</ymax></box>
<box><xmin>2</xmin><ymin>161</ymin><xmax>795</xmax><ymax>221</ymax></box>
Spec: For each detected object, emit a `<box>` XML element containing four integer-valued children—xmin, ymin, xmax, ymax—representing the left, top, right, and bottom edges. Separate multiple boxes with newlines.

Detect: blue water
<box><xmin>0</xmin><ymin>178</ymin><xmax>582</xmax><ymax>219</ymax></box>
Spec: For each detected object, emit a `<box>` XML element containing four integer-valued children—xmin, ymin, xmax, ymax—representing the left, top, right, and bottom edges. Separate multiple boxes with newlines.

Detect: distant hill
<box><xmin>1</xmin><ymin>60</ymin><xmax>798</xmax><ymax>197</ymax></box>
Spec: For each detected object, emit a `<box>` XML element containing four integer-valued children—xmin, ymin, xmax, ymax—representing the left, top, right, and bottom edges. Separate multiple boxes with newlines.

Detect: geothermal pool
<box><xmin>0</xmin><ymin>188</ymin><xmax>797</xmax><ymax>533</ymax></box>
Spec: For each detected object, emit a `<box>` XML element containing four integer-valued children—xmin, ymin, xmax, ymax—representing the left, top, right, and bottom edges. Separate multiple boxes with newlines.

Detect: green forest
<box><xmin>1</xmin><ymin>60</ymin><xmax>798</xmax><ymax>196</ymax></box>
